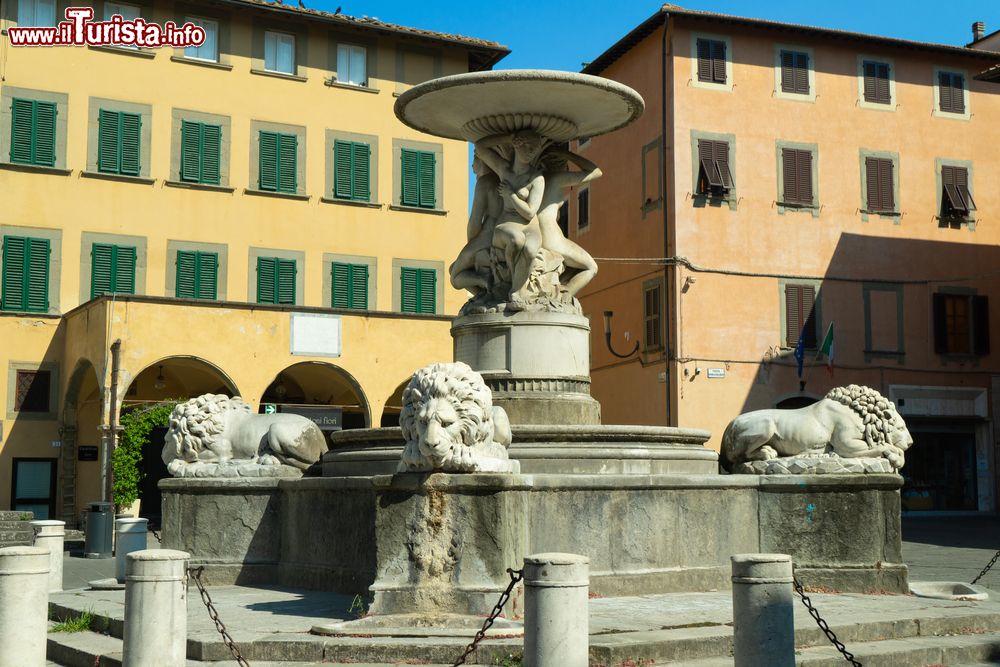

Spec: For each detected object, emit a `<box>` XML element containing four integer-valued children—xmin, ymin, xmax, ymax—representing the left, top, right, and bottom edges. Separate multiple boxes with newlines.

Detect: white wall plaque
<box><xmin>290</xmin><ymin>313</ymin><xmax>342</xmax><ymax>357</ymax></box>
<box><xmin>707</xmin><ymin>368</ymin><xmax>725</xmax><ymax>379</ymax></box>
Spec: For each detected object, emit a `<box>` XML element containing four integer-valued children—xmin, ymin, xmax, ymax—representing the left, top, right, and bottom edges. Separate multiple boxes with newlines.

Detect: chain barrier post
<box><xmin>0</xmin><ymin>546</ymin><xmax>49</xmax><ymax>667</ymax></box>
<box><xmin>731</xmin><ymin>554</ymin><xmax>795</xmax><ymax>667</ymax></box>
<box><xmin>114</xmin><ymin>518</ymin><xmax>148</xmax><ymax>584</ymax></box>
<box><xmin>792</xmin><ymin>573</ymin><xmax>863</xmax><ymax>666</ymax></box>
<box><xmin>190</xmin><ymin>566</ymin><xmax>252</xmax><ymax>667</ymax></box>
<box><xmin>453</xmin><ymin>568</ymin><xmax>524</xmax><ymax>667</ymax></box>
<box><xmin>30</xmin><ymin>519</ymin><xmax>65</xmax><ymax>592</ymax></box>
<box><xmin>971</xmin><ymin>549</ymin><xmax>999</xmax><ymax>586</ymax></box>
<box><xmin>123</xmin><ymin>549</ymin><xmax>190</xmax><ymax>667</ymax></box>
<box><xmin>523</xmin><ymin>552</ymin><xmax>590</xmax><ymax>667</ymax></box>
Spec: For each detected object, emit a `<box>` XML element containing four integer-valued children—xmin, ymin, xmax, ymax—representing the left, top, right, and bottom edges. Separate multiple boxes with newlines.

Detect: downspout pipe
<box><xmin>661</xmin><ymin>10</ymin><xmax>673</xmax><ymax>426</ymax></box>
<box><xmin>103</xmin><ymin>338</ymin><xmax>122</xmax><ymax>504</ymax></box>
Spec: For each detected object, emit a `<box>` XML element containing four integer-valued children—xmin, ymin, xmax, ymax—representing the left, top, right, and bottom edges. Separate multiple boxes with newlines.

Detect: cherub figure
<box><xmin>449</xmin><ymin>155</ymin><xmax>502</xmax><ymax>295</ymax></box>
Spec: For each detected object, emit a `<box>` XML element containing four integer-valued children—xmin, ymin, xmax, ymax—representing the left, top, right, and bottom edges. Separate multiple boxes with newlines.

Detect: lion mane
<box><xmin>398</xmin><ymin>362</ymin><xmax>513</xmax><ymax>473</ymax></box>
<box><xmin>164</xmin><ymin>394</ymin><xmax>252</xmax><ymax>464</ymax></box>
<box><xmin>823</xmin><ymin>384</ymin><xmax>907</xmax><ymax>451</ymax></box>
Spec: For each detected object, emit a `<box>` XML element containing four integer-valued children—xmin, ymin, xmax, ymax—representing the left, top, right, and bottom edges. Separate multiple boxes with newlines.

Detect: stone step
<box><xmin>0</xmin><ymin>521</ymin><xmax>34</xmax><ymax>530</ymax></box>
<box><xmin>676</xmin><ymin>632</ymin><xmax>1000</xmax><ymax>666</ymax></box>
<box><xmin>0</xmin><ymin>510</ymin><xmax>33</xmax><ymax>521</ymax></box>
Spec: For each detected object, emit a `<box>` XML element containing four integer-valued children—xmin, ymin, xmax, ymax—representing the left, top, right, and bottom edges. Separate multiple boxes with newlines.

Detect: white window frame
<box><xmin>264</xmin><ymin>30</ymin><xmax>296</xmax><ymax>75</ymax></box>
<box><xmin>337</xmin><ymin>43</ymin><xmax>368</xmax><ymax>87</ymax></box>
<box><xmin>184</xmin><ymin>16</ymin><xmax>219</xmax><ymax>63</ymax></box>
<box><xmin>17</xmin><ymin>0</ymin><xmax>56</xmax><ymax>27</ymax></box>
<box><xmin>104</xmin><ymin>1</ymin><xmax>140</xmax><ymax>21</ymax></box>
<box><xmin>932</xmin><ymin>66</ymin><xmax>971</xmax><ymax>121</ymax></box>
<box><xmin>690</xmin><ymin>32</ymin><xmax>734</xmax><ymax>93</ymax></box>
<box><xmin>857</xmin><ymin>55</ymin><xmax>897</xmax><ymax>112</ymax></box>
<box><xmin>773</xmin><ymin>44</ymin><xmax>816</xmax><ymax>103</ymax></box>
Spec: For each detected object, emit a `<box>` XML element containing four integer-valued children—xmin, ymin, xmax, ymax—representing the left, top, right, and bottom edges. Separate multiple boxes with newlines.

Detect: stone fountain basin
<box><xmin>910</xmin><ymin>581</ymin><xmax>989</xmax><ymax>601</ymax></box>
<box><xmin>322</xmin><ymin>424</ymin><xmax>717</xmax><ymax>476</ymax></box>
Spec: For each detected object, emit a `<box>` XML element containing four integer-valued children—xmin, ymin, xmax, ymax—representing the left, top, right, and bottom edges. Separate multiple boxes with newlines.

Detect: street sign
<box><xmin>278</xmin><ymin>406</ymin><xmax>343</xmax><ymax>431</ymax></box>
<box><xmin>263</xmin><ymin>404</ymin><xmax>277</xmax><ymax>414</ymax></box>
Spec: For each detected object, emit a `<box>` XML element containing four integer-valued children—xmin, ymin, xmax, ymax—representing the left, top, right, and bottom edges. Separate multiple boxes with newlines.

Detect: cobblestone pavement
<box><xmin>902</xmin><ymin>515</ymin><xmax>1000</xmax><ymax>586</ymax></box>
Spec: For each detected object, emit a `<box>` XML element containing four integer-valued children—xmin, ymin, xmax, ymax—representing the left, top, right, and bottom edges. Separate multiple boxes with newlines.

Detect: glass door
<box><xmin>12</xmin><ymin>458</ymin><xmax>57</xmax><ymax>519</ymax></box>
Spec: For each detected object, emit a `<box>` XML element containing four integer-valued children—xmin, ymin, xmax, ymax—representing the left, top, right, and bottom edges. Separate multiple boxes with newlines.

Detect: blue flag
<box><xmin>793</xmin><ymin>331</ymin><xmax>806</xmax><ymax>379</ymax></box>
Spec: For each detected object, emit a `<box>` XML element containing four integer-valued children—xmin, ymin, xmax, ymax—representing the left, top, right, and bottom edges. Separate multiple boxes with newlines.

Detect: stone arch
<box><xmin>123</xmin><ymin>356</ymin><xmax>240</xmax><ymax>405</ymax></box>
<box><xmin>380</xmin><ymin>378</ymin><xmax>410</xmax><ymax>427</ymax></box>
<box><xmin>774</xmin><ymin>392</ymin><xmax>822</xmax><ymax>410</ymax></box>
<box><xmin>60</xmin><ymin>358</ymin><xmax>102</xmax><ymax>526</ymax></box>
<box><xmin>260</xmin><ymin>361</ymin><xmax>371</xmax><ymax>430</ymax></box>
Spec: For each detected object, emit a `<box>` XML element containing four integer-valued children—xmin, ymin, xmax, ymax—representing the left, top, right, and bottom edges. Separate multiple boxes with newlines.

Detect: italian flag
<box><xmin>816</xmin><ymin>322</ymin><xmax>834</xmax><ymax>374</ymax></box>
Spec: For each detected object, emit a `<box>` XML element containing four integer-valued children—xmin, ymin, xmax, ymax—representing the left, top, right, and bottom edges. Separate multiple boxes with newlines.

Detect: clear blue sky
<box><xmin>308</xmin><ymin>0</ymin><xmax>999</xmax><ymax>71</ymax></box>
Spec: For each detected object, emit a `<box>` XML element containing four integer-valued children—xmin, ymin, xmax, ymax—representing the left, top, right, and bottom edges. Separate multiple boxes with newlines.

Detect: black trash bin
<box><xmin>84</xmin><ymin>501</ymin><xmax>113</xmax><ymax>558</ymax></box>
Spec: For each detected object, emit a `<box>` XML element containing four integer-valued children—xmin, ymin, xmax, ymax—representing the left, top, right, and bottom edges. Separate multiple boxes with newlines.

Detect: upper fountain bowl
<box><xmin>394</xmin><ymin>69</ymin><xmax>645</xmax><ymax>143</ymax></box>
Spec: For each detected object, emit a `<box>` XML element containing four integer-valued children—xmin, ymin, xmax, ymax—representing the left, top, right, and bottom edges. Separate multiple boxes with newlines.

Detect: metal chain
<box><xmin>453</xmin><ymin>568</ymin><xmax>524</xmax><ymax>667</ymax></box>
<box><xmin>971</xmin><ymin>549</ymin><xmax>1000</xmax><ymax>585</ymax></box>
<box><xmin>150</xmin><ymin>528</ymin><xmax>161</xmax><ymax>543</ymax></box>
<box><xmin>792</xmin><ymin>575</ymin><xmax>862</xmax><ymax>667</ymax></box>
<box><xmin>189</xmin><ymin>566</ymin><xmax>251</xmax><ymax>667</ymax></box>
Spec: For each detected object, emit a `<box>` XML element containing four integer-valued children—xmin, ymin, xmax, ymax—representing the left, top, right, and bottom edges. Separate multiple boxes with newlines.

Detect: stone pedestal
<box><xmin>115</xmin><ymin>518</ymin><xmax>149</xmax><ymax>582</ymax></box>
<box><xmin>30</xmin><ymin>519</ymin><xmax>65</xmax><ymax>592</ymax></box>
<box><xmin>452</xmin><ymin>312</ymin><xmax>600</xmax><ymax>425</ymax></box>
<box><xmin>731</xmin><ymin>554</ymin><xmax>794</xmax><ymax>667</ymax></box>
<box><xmin>122</xmin><ymin>549</ymin><xmax>190</xmax><ymax>667</ymax></box>
<box><xmin>523</xmin><ymin>553</ymin><xmax>589</xmax><ymax>667</ymax></box>
<box><xmin>0</xmin><ymin>546</ymin><xmax>49</xmax><ymax>667</ymax></box>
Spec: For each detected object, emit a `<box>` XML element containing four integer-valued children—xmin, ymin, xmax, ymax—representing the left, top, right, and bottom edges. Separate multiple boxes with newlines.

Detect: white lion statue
<box><xmin>162</xmin><ymin>394</ymin><xmax>328</xmax><ymax>477</ymax></box>
<box><xmin>398</xmin><ymin>362</ymin><xmax>517</xmax><ymax>473</ymax></box>
<box><xmin>721</xmin><ymin>385</ymin><xmax>913</xmax><ymax>473</ymax></box>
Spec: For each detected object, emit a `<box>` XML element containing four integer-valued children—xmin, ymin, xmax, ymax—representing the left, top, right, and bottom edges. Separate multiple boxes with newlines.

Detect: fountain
<box><xmin>160</xmin><ymin>69</ymin><xmax>908</xmax><ymax>643</ymax></box>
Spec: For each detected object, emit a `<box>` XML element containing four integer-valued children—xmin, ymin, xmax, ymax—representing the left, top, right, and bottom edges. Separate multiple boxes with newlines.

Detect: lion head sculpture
<box><xmin>824</xmin><ymin>385</ymin><xmax>913</xmax><ymax>454</ymax></box>
<box><xmin>398</xmin><ymin>362</ymin><xmax>516</xmax><ymax>473</ymax></box>
<box><xmin>162</xmin><ymin>394</ymin><xmax>327</xmax><ymax>477</ymax></box>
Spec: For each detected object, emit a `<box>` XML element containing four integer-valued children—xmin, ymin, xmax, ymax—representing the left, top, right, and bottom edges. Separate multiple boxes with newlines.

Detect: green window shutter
<box><xmin>331</xmin><ymin>261</ymin><xmax>351</xmax><ymax>308</ymax></box>
<box><xmin>259</xmin><ymin>131</ymin><xmax>278</xmax><ymax>191</ymax></box>
<box><xmin>400</xmin><ymin>149</ymin><xmax>419</xmax><ymax>206</ymax></box>
<box><xmin>350</xmin><ymin>263</ymin><xmax>368</xmax><ymax>309</ymax></box>
<box><xmin>1</xmin><ymin>236</ymin><xmax>26</xmax><ymax>310</ymax></box>
<box><xmin>276</xmin><ymin>258</ymin><xmax>296</xmax><ymax>304</ymax></box>
<box><xmin>257</xmin><ymin>257</ymin><xmax>276</xmax><ymax>303</ymax></box>
<box><xmin>91</xmin><ymin>243</ymin><xmax>114</xmax><ymax>298</ymax></box>
<box><xmin>10</xmin><ymin>99</ymin><xmax>34</xmax><ymax>164</ymax></box>
<box><xmin>277</xmin><ymin>134</ymin><xmax>297</xmax><ymax>193</ymax></box>
<box><xmin>197</xmin><ymin>252</ymin><xmax>218</xmax><ymax>300</ymax></box>
<box><xmin>119</xmin><ymin>112</ymin><xmax>141</xmax><ymax>176</ymax></box>
<box><xmin>417</xmin><ymin>268</ymin><xmax>436</xmax><ymax>313</ymax></box>
<box><xmin>201</xmin><ymin>124</ymin><xmax>222</xmax><ymax>185</ymax></box>
<box><xmin>113</xmin><ymin>246</ymin><xmax>136</xmax><ymax>294</ymax></box>
<box><xmin>98</xmin><ymin>109</ymin><xmax>120</xmax><ymax>173</ymax></box>
<box><xmin>180</xmin><ymin>120</ymin><xmax>201</xmax><ymax>183</ymax></box>
<box><xmin>33</xmin><ymin>102</ymin><xmax>56</xmax><ymax>167</ymax></box>
<box><xmin>333</xmin><ymin>140</ymin><xmax>353</xmax><ymax>199</ymax></box>
<box><xmin>417</xmin><ymin>151</ymin><xmax>436</xmax><ymax>208</ymax></box>
<box><xmin>175</xmin><ymin>250</ymin><xmax>197</xmax><ymax>299</ymax></box>
<box><xmin>352</xmin><ymin>142</ymin><xmax>370</xmax><ymax>202</ymax></box>
<box><xmin>25</xmin><ymin>238</ymin><xmax>50</xmax><ymax>312</ymax></box>
<box><xmin>400</xmin><ymin>267</ymin><xmax>418</xmax><ymax>313</ymax></box>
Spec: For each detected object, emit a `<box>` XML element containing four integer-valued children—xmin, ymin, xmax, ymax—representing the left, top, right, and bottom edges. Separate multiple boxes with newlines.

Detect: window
<box><xmin>864</xmin><ymin>157</ymin><xmax>895</xmax><ymax>213</ymax></box>
<box><xmin>938</xmin><ymin>71</ymin><xmax>965</xmax><ymax>114</ymax></box>
<box><xmin>15</xmin><ymin>370</ymin><xmax>51</xmax><ymax>412</ymax></box>
<box><xmin>400</xmin><ymin>266</ymin><xmax>436</xmax><ymax>314</ymax></box>
<box><xmin>863</xmin><ymin>61</ymin><xmax>891</xmax><ymax>105</ymax></box>
<box><xmin>933</xmin><ymin>293</ymin><xmax>989</xmax><ymax>355</ymax></box>
<box><xmin>12</xmin><ymin>459</ymin><xmax>56</xmax><ymax>519</ymax></box>
<box><xmin>785</xmin><ymin>283</ymin><xmax>817</xmax><ymax>348</ymax></box>
<box><xmin>175</xmin><ymin>250</ymin><xmax>218</xmax><ymax>300</ymax></box>
<box><xmin>257</xmin><ymin>256</ymin><xmax>295</xmax><ymax>305</ymax></box>
<box><xmin>184</xmin><ymin>17</ymin><xmax>219</xmax><ymax>62</ymax></box>
<box><xmin>10</xmin><ymin>98</ymin><xmax>56</xmax><ymax>167</ymax></box>
<box><xmin>781</xmin><ymin>147</ymin><xmax>813</xmax><ymax>206</ymax></box>
<box><xmin>643</xmin><ymin>281</ymin><xmax>663</xmax><ymax>350</ymax></box>
<box><xmin>697</xmin><ymin>139</ymin><xmax>733</xmax><ymax>196</ymax></box>
<box><xmin>333</xmin><ymin>140</ymin><xmax>371</xmax><ymax>201</ymax></box>
<box><xmin>264</xmin><ymin>31</ymin><xmax>295</xmax><ymax>74</ymax></box>
<box><xmin>400</xmin><ymin>148</ymin><xmax>436</xmax><ymax>208</ymax></box>
<box><xmin>258</xmin><ymin>131</ymin><xmax>297</xmax><ymax>193</ymax></box>
<box><xmin>577</xmin><ymin>189</ymin><xmax>590</xmax><ymax>230</ymax></box>
<box><xmin>180</xmin><ymin>120</ymin><xmax>222</xmax><ymax>185</ymax></box>
<box><xmin>1</xmin><ymin>236</ymin><xmax>49</xmax><ymax>312</ymax></box>
<box><xmin>780</xmin><ymin>50</ymin><xmax>809</xmax><ymax>94</ymax></box>
<box><xmin>696</xmin><ymin>38</ymin><xmax>726</xmax><ymax>84</ymax></box>
<box><xmin>104</xmin><ymin>2</ymin><xmax>140</xmax><ymax>20</ymax></box>
<box><xmin>90</xmin><ymin>243</ymin><xmax>136</xmax><ymax>298</ymax></box>
<box><xmin>940</xmin><ymin>165</ymin><xmax>976</xmax><ymax>219</ymax></box>
<box><xmin>337</xmin><ymin>43</ymin><xmax>367</xmax><ymax>86</ymax></box>
<box><xmin>98</xmin><ymin>109</ymin><xmax>141</xmax><ymax>176</ymax></box>
<box><xmin>331</xmin><ymin>262</ymin><xmax>368</xmax><ymax>309</ymax></box>
<box><xmin>17</xmin><ymin>0</ymin><xmax>55</xmax><ymax>26</ymax></box>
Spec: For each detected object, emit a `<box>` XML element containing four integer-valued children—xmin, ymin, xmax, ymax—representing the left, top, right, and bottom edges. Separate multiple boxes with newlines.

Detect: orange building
<box><xmin>571</xmin><ymin>5</ymin><xmax>1000</xmax><ymax>513</ymax></box>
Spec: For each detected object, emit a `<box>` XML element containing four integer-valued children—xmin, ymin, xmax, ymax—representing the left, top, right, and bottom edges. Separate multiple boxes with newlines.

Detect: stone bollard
<box><xmin>731</xmin><ymin>553</ymin><xmax>795</xmax><ymax>667</ymax></box>
<box><xmin>523</xmin><ymin>552</ymin><xmax>589</xmax><ymax>667</ymax></box>
<box><xmin>30</xmin><ymin>519</ymin><xmax>65</xmax><ymax>592</ymax></box>
<box><xmin>115</xmin><ymin>518</ymin><xmax>148</xmax><ymax>583</ymax></box>
<box><xmin>0</xmin><ymin>546</ymin><xmax>50</xmax><ymax>667</ymax></box>
<box><xmin>122</xmin><ymin>549</ymin><xmax>190</xmax><ymax>667</ymax></box>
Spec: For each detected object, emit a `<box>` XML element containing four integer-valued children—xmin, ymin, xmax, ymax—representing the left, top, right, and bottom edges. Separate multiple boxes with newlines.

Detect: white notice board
<box><xmin>290</xmin><ymin>313</ymin><xmax>342</xmax><ymax>357</ymax></box>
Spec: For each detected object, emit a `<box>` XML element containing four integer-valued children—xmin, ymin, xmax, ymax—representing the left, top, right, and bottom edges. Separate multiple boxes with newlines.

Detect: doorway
<box><xmin>138</xmin><ymin>426</ymin><xmax>169</xmax><ymax>529</ymax></box>
<box><xmin>902</xmin><ymin>429</ymin><xmax>979</xmax><ymax>511</ymax></box>
<box><xmin>11</xmin><ymin>458</ymin><xmax>58</xmax><ymax>519</ymax></box>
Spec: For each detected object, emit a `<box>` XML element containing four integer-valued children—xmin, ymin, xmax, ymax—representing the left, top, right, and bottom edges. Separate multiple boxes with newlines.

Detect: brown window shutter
<box><xmin>715</xmin><ymin>140</ymin><xmax>732</xmax><ymax>188</ymax></box>
<box><xmin>801</xmin><ymin>284</ymin><xmax>817</xmax><ymax>347</ymax></box>
<box><xmin>932</xmin><ymin>293</ymin><xmax>948</xmax><ymax>354</ymax></box>
<box><xmin>877</xmin><ymin>63</ymin><xmax>891</xmax><ymax>104</ymax></box>
<box><xmin>698</xmin><ymin>139</ymin><xmax>721</xmax><ymax>190</ymax></box>
<box><xmin>785</xmin><ymin>285</ymin><xmax>802</xmax><ymax>347</ymax></box>
<box><xmin>697</xmin><ymin>39</ymin><xmax>712</xmax><ymax>82</ymax></box>
<box><xmin>780</xmin><ymin>51</ymin><xmax>794</xmax><ymax>93</ymax></box>
<box><xmin>798</xmin><ymin>150</ymin><xmax>813</xmax><ymax>204</ymax></box>
<box><xmin>952</xmin><ymin>74</ymin><xmax>965</xmax><ymax>114</ymax></box>
<box><xmin>939</xmin><ymin>72</ymin><xmax>953</xmax><ymax>112</ymax></box>
<box><xmin>974</xmin><ymin>295</ymin><xmax>990</xmax><ymax>355</ymax></box>
<box><xmin>956</xmin><ymin>167</ymin><xmax>976</xmax><ymax>211</ymax></box>
<box><xmin>782</xmin><ymin>148</ymin><xmax>797</xmax><ymax>202</ymax></box>
<box><xmin>941</xmin><ymin>165</ymin><xmax>965</xmax><ymax>214</ymax></box>
<box><xmin>863</xmin><ymin>62</ymin><xmax>878</xmax><ymax>102</ymax></box>
<box><xmin>794</xmin><ymin>52</ymin><xmax>809</xmax><ymax>93</ymax></box>
<box><xmin>879</xmin><ymin>159</ymin><xmax>895</xmax><ymax>211</ymax></box>
<box><xmin>865</xmin><ymin>157</ymin><xmax>881</xmax><ymax>211</ymax></box>
<box><xmin>712</xmin><ymin>40</ymin><xmax>726</xmax><ymax>84</ymax></box>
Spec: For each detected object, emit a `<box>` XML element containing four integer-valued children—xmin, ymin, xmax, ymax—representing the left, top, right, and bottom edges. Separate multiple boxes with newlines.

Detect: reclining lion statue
<box><xmin>721</xmin><ymin>385</ymin><xmax>913</xmax><ymax>472</ymax></box>
<box><xmin>162</xmin><ymin>394</ymin><xmax>328</xmax><ymax>477</ymax></box>
<box><xmin>398</xmin><ymin>362</ymin><xmax>517</xmax><ymax>473</ymax></box>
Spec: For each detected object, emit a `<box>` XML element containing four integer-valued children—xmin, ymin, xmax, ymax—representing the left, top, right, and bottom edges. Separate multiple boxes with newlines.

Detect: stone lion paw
<box><xmin>759</xmin><ymin>445</ymin><xmax>779</xmax><ymax>460</ymax></box>
<box><xmin>258</xmin><ymin>454</ymin><xmax>281</xmax><ymax>466</ymax></box>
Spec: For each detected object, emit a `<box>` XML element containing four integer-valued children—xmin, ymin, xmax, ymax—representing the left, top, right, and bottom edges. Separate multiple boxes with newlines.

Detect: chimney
<box><xmin>973</xmin><ymin>21</ymin><xmax>986</xmax><ymax>42</ymax></box>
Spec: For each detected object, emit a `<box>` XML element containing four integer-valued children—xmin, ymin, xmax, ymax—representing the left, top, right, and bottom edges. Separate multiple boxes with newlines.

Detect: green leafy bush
<box><xmin>112</xmin><ymin>401</ymin><xmax>178</xmax><ymax>511</ymax></box>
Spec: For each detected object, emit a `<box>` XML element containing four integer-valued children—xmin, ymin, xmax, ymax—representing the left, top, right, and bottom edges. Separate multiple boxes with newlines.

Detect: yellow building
<box><xmin>0</xmin><ymin>0</ymin><xmax>507</xmax><ymax>524</ymax></box>
<box><xmin>571</xmin><ymin>6</ymin><xmax>1000</xmax><ymax>512</ymax></box>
